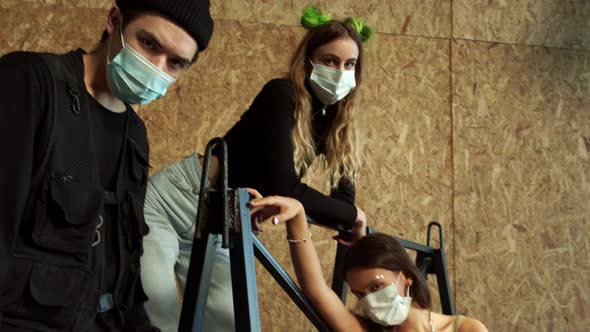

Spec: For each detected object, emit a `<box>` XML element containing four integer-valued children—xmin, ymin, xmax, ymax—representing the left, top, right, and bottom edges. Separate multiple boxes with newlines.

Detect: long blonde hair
<box><xmin>289</xmin><ymin>20</ymin><xmax>364</xmax><ymax>186</ymax></box>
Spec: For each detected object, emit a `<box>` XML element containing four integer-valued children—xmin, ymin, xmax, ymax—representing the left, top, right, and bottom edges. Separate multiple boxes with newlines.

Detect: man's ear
<box><xmin>106</xmin><ymin>6</ymin><xmax>122</xmax><ymax>36</ymax></box>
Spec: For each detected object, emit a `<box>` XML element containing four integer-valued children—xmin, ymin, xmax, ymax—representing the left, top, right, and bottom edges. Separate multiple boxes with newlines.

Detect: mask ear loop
<box><xmin>308</xmin><ymin>59</ymin><xmax>316</xmax><ymax>78</ymax></box>
<box><xmin>395</xmin><ymin>272</ymin><xmax>411</xmax><ymax>297</ymax></box>
<box><xmin>394</xmin><ymin>272</ymin><xmax>403</xmax><ymax>285</ymax></box>
<box><xmin>119</xmin><ymin>14</ymin><xmax>126</xmax><ymax>48</ymax></box>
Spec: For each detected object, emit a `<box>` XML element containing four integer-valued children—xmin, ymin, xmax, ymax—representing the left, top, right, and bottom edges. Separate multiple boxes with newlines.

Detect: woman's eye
<box><xmin>345</xmin><ymin>62</ymin><xmax>356</xmax><ymax>69</ymax></box>
<box><xmin>370</xmin><ymin>284</ymin><xmax>382</xmax><ymax>292</ymax></box>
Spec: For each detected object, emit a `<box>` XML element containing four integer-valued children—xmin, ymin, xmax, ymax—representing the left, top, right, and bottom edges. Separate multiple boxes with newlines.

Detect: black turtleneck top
<box><xmin>221</xmin><ymin>78</ymin><xmax>357</xmax><ymax>228</ymax></box>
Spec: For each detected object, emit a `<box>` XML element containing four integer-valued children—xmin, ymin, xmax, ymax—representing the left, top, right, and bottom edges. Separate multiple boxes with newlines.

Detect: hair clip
<box><xmin>300</xmin><ymin>5</ymin><xmax>373</xmax><ymax>42</ymax></box>
<box><xmin>301</xmin><ymin>5</ymin><xmax>331</xmax><ymax>29</ymax></box>
<box><xmin>345</xmin><ymin>17</ymin><xmax>373</xmax><ymax>42</ymax></box>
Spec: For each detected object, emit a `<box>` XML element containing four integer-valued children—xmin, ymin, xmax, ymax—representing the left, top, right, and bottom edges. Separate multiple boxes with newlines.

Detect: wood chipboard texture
<box><xmin>453</xmin><ymin>0</ymin><xmax>590</xmax><ymax>50</ymax></box>
<box><xmin>17</xmin><ymin>0</ymin><xmax>453</xmax><ymax>38</ymax></box>
<box><xmin>452</xmin><ymin>39</ymin><xmax>590</xmax><ymax>331</ymax></box>
<box><xmin>0</xmin><ymin>1</ymin><xmax>105</xmax><ymax>55</ymax></box>
<box><xmin>212</xmin><ymin>0</ymin><xmax>452</xmax><ymax>38</ymax></box>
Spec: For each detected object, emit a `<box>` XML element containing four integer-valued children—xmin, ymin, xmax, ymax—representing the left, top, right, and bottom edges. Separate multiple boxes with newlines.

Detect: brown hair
<box><xmin>100</xmin><ymin>9</ymin><xmax>144</xmax><ymax>42</ymax></box>
<box><xmin>288</xmin><ymin>19</ymin><xmax>363</xmax><ymax>185</ymax></box>
<box><xmin>344</xmin><ymin>233</ymin><xmax>432</xmax><ymax>331</ymax></box>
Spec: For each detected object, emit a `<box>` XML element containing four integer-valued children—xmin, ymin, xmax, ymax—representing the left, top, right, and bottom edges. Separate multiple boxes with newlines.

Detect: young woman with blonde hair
<box><xmin>219</xmin><ymin>7</ymin><xmax>371</xmax><ymax>235</ymax></box>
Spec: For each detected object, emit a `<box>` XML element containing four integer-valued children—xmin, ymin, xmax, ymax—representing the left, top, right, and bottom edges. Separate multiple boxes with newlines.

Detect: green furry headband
<box><xmin>300</xmin><ymin>5</ymin><xmax>373</xmax><ymax>42</ymax></box>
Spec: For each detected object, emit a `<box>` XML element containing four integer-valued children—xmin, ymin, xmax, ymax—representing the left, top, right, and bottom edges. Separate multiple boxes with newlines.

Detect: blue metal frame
<box><xmin>229</xmin><ymin>188</ymin><xmax>261</xmax><ymax>331</ymax></box>
<box><xmin>179</xmin><ymin>138</ymin><xmax>455</xmax><ymax>332</ymax></box>
<box><xmin>178</xmin><ymin>233</ymin><xmax>217</xmax><ymax>332</ymax></box>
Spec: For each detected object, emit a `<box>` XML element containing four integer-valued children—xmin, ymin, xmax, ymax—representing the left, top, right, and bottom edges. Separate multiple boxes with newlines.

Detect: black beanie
<box><xmin>116</xmin><ymin>0</ymin><xmax>214</xmax><ymax>51</ymax></box>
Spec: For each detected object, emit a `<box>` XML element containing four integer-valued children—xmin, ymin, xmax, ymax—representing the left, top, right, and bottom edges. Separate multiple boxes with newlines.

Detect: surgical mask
<box><xmin>106</xmin><ymin>19</ymin><xmax>175</xmax><ymax>105</ymax></box>
<box><xmin>352</xmin><ymin>273</ymin><xmax>412</xmax><ymax>326</ymax></box>
<box><xmin>308</xmin><ymin>61</ymin><xmax>356</xmax><ymax>106</ymax></box>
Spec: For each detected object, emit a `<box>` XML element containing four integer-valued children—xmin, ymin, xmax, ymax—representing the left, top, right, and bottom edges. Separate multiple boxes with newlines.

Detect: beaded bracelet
<box><xmin>287</xmin><ymin>231</ymin><xmax>312</xmax><ymax>243</ymax></box>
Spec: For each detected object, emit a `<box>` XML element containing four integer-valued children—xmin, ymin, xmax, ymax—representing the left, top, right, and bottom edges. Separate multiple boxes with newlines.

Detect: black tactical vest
<box><xmin>0</xmin><ymin>50</ymin><xmax>154</xmax><ymax>331</ymax></box>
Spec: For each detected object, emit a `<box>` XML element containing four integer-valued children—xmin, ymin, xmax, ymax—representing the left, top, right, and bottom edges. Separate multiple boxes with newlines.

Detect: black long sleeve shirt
<box><xmin>222</xmin><ymin>79</ymin><xmax>357</xmax><ymax>228</ymax></box>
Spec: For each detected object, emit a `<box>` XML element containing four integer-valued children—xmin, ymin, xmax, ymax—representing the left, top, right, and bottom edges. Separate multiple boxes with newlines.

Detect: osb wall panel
<box><xmin>16</xmin><ymin>0</ymin><xmax>453</xmax><ymax>38</ymax></box>
<box><xmin>361</xmin><ymin>34</ymin><xmax>453</xmax><ymax>315</ymax></box>
<box><xmin>20</xmin><ymin>0</ymin><xmax>110</xmax><ymax>9</ymax></box>
<box><xmin>212</xmin><ymin>0</ymin><xmax>451</xmax><ymax>38</ymax></box>
<box><xmin>0</xmin><ymin>0</ymin><xmax>105</xmax><ymax>55</ymax></box>
<box><xmin>453</xmin><ymin>0</ymin><xmax>590</xmax><ymax>50</ymax></box>
<box><xmin>453</xmin><ymin>40</ymin><xmax>590</xmax><ymax>331</ymax></box>
<box><xmin>358</xmin><ymin>34</ymin><xmax>453</xmax><ymax>260</ymax></box>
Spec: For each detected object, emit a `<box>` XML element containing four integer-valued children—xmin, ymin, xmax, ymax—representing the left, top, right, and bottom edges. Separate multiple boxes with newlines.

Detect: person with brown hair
<box><xmin>248</xmin><ymin>194</ymin><xmax>489</xmax><ymax>332</ymax></box>
<box><xmin>140</xmin><ymin>6</ymin><xmax>371</xmax><ymax>331</ymax></box>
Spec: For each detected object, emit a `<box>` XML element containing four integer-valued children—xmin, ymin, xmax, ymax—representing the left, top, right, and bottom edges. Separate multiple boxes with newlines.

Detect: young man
<box><xmin>0</xmin><ymin>0</ymin><xmax>213</xmax><ymax>330</ymax></box>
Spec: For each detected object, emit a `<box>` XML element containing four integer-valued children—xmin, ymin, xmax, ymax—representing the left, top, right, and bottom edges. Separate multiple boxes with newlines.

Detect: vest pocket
<box><xmin>29</xmin><ymin>262</ymin><xmax>89</xmax><ymax>307</ymax></box>
<box><xmin>128</xmin><ymin>138</ymin><xmax>149</xmax><ymax>186</ymax></box>
<box><xmin>31</xmin><ymin>176</ymin><xmax>103</xmax><ymax>254</ymax></box>
<box><xmin>0</xmin><ymin>258</ymin><xmax>89</xmax><ymax>328</ymax></box>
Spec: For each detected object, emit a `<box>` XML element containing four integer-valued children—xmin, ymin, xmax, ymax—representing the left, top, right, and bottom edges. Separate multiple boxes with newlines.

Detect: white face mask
<box><xmin>308</xmin><ymin>61</ymin><xmax>356</xmax><ymax>106</ymax></box>
<box><xmin>352</xmin><ymin>273</ymin><xmax>412</xmax><ymax>326</ymax></box>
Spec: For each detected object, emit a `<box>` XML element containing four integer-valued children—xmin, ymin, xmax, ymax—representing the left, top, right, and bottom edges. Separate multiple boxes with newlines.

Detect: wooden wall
<box><xmin>1</xmin><ymin>0</ymin><xmax>588</xmax><ymax>331</ymax></box>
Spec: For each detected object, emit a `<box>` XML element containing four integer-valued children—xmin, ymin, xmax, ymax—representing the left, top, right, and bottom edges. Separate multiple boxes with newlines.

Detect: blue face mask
<box><xmin>106</xmin><ymin>22</ymin><xmax>175</xmax><ymax>105</ymax></box>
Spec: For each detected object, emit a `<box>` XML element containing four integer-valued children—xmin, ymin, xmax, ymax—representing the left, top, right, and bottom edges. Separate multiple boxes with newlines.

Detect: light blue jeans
<box><xmin>141</xmin><ymin>153</ymin><xmax>234</xmax><ymax>332</ymax></box>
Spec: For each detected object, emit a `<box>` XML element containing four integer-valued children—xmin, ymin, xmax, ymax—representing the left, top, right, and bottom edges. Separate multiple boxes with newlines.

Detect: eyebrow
<box><xmin>320</xmin><ymin>53</ymin><xmax>358</xmax><ymax>62</ymax></box>
<box><xmin>137</xmin><ymin>29</ymin><xmax>192</xmax><ymax>66</ymax></box>
<box><xmin>349</xmin><ymin>285</ymin><xmax>368</xmax><ymax>296</ymax></box>
<box><xmin>350</xmin><ymin>278</ymin><xmax>384</xmax><ymax>296</ymax></box>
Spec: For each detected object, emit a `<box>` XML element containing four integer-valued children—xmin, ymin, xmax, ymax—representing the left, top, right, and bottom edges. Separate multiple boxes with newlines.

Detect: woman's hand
<box><xmin>245</xmin><ymin>188</ymin><xmax>271</xmax><ymax>234</ymax></box>
<box><xmin>248</xmin><ymin>194</ymin><xmax>305</xmax><ymax>227</ymax></box>
<box><xmin>352</xmin><ymin>206</ymin><xmax>367</xmax><ymax>240</ymax></box>
<box><xmin>333</xmin><ymin>206</ymin><xmax>367</xmax><ymax>245</ymax></box>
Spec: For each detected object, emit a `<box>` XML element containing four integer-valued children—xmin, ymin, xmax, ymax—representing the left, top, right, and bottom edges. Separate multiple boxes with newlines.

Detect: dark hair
<box><xmin>99</xmin><ymin>9</ymin><xmax>143</xmax><ymax>43</ymax></box>
<box><xmin>344</xmin><ymin>233</ymin><xmax>432</xmax><ymax>307</ymax></box>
